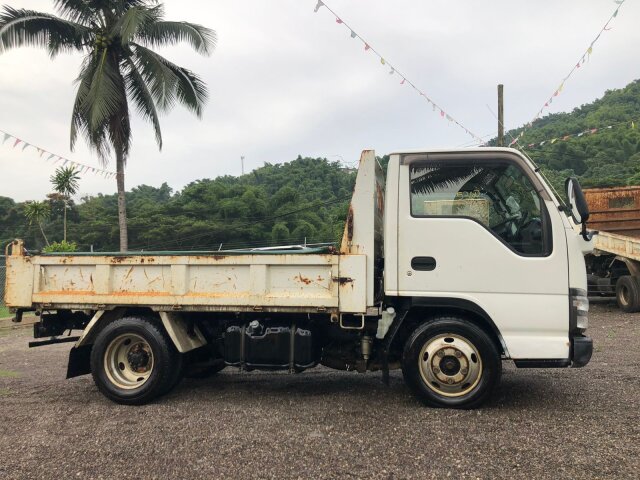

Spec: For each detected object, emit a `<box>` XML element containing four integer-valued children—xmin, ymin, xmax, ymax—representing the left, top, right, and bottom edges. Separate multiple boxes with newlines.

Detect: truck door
<box><xmin>396</xmin><ymin>151</ymin><xmax>569</xmax><ymax>360</ymax></box>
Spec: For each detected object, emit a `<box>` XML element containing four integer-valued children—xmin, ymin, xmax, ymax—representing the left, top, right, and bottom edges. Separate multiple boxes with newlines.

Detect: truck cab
<box><xmin>377</xmin><ymin>148</ymin><xmax>593</xmax><ymax>406</ymax></box>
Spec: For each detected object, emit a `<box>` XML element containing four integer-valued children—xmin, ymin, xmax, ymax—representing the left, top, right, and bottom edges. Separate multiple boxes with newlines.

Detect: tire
<box><xmin>401</xmin><ymin>317</ymin><xmax>501</xmax><ymax>409</ymax></box>
<box><xmin>615</xmin><ymin>275</ymin><xmax>640</xmax><ymax>313</ymax></box>
<box><xmin>90</xmin><ymin>316</ymin><xmax>183</xmax><ymax>405</ymax></box>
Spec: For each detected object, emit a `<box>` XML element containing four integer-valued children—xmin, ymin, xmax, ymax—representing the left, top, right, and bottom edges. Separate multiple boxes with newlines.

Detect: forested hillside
<box><xmin>503</xmin><ymin>79</ymin><xmax>640</xmax><ymax>189</ymax></box>
<box><xmin>2</xmin><ymin>80</ymin><xmax>639</xmax><ymax>252</ymax></box>
<box><xmin>0</xmin><ymin>157</ymin><xmax>357</xmax><ymax>251</ymax></box>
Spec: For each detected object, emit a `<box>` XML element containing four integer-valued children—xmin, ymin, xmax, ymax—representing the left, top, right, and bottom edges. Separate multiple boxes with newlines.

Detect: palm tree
<box><xmin>50</xmin><ymin>165</ymin><xmax>80</xmax><ymax>242</ymax></box>
<box><xmin>0</xmin><ymin>1</ymin><xmax>215</xmax><ymax>251</ymax></box>
<box><xmin>23</xmin><ymin>201</ymin><xmax>51</xmax><ymax>246</ymax></box>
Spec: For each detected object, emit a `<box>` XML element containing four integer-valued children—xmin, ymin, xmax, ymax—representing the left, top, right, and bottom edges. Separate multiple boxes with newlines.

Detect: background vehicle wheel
<box><xmin>401</xmin><ymin>316</ymin><xmax>501</xmax><ymax>409</ymax></box>
<box><xmin>90</xmin><ymin>316</ymin><xmax>182</xmax><ymax>405</ymax></box>
<box><xmin>615</xmin><ymin>275</ymin><xmax>640</xmax><ymax>313</ymax></box>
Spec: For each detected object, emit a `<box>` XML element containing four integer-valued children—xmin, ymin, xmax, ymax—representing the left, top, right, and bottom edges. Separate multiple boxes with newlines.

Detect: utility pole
<box><xmin>241</xmin><ymin>156</ymin><xmax>245</xmax><ymax>175</ymax></box>
<box><xmin>497</xmin><ymin>84</ymin><xmax>504</xmax><ymax>147</ymax></box>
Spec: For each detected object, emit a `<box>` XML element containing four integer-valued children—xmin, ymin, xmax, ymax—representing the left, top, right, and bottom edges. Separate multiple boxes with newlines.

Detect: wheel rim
<box><xmin>104</xmin><ymin>333</ymin><xmax>154</xmax><ymax>389</ymax></box>
<box><xmin>418</xmin><ymin>334</ymin><xmax>483</xmax><ymax>397</ymax></box>
<box><xmin>620</xmin><ymin>284</ymin><xmax>630</xmax><ymax>305</ymax></box>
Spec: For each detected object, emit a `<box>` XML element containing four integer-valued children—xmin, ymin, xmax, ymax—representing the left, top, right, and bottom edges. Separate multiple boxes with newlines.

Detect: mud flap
<box><xmin>66</xmin><ymin>345</ymin><xmax>92</xmax><ymax>378</ymax></box>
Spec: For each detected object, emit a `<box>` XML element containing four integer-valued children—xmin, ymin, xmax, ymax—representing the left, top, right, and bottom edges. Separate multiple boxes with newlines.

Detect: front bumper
<box><xmin>571</xmin><ymin>334</ymin><xmax>593</xmax><ymax>367</ymax></box>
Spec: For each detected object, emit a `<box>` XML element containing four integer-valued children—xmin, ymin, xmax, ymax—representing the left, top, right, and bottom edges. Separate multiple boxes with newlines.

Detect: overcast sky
<box><xmin>0</xmin><ymin>0</ymin><xmax>638</xmax><ymax>202</ymax></box>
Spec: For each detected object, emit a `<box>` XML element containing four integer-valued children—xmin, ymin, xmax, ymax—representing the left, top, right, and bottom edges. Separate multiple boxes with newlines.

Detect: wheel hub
<box><xmin>104</xmin><ymin>334</ymin><xmax>154</xmax><ymax>389</ymax></box>
<box><xmin>418</xmin><ymin>334</ymin><xmax>483</xmax><ymax>397</ymax></box>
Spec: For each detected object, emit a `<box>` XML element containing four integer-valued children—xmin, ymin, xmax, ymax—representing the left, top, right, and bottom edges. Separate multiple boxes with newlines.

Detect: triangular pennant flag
<box><xmin>590</xmin><ymin>128</ymin><xmax>598</xmax><ymax>134</ymax></box>
<box><xmin>440</xmin><ymin>110</ymin><xmax>445</xmax><ymax>118</ymax></box>
<box><xmin>551</xmin><ymin>138</ymin><xmax>558</xmax><ymax>144</ymax></box>
<box><xmin>632</xmin><ymin>121</ymin><xmax>636</xmax><ymax>129</ymax></box>
<box><xmin>314</xmin><ymin>0</ymin><xmax>324</xmax><ymax>13</ymax></box>
<box><xmin>47</xmin><ymin>153</ymin><xmax>55</xmax><ymax>161</ymax></box>
<box><xmin>576</xmin><ymin>62</ymin><xmax>581</xmax><ymax>69</ymax></box>
<box><xmin>587</xmin><ymin>46</ymin><xmax>593</xmax><ymax>55</ymax></box>
<box><xmin>13</xmin><ymin>138</ymin><xmax>21</xmax><ymax>148</ymax></box>
<box><xmin>613</xmin><ymin>8</ymin><xmax>619</xmax><ymax>18</ymax></box>
<box><xmin>364</xmin><ymin>43</ymin><xmax>370</xmax><ymax>51</ymax></box>
<box><xmin>389</xmin><ymin>67</ymin><xmax>395</xmax><ymax>75</ymax></box>
<box><xmin>558</xmin><ymin>83</ymin><xmax>564</xmax><ymax>92</ymax></box>
<box><xmin>563</xmin><ymin>135</ymin><xmax>570</xmax><ymax>140</ymax></box>
<box><xmin>2</xmin><ymin>132</ymin><xmax>10</xmax><ymax>144</ymax></box>
<box><xmin>380</xmin><ymin>58</ymin><xmax>385</xmax><ymax>65</ymax></box>
<box><xmin>553</xmin><ymin>90</ymin><xmax>559</xmax><ymax>97</ymax></box>
<box><xmin>400</xmin><ymin>78</ymin><xmax>405</xmax><ymax>85</ymax></box>
<box><xmin>22</xmin><ymin>142</ymin><xmax>30</xmax><ymax>151</ymax></box>
<box><xmin>350</xmin><ymin>30</ymin><xmax>356</xmax><ymax>39</ymax></box>
<box><xmin>335</xmin><ymin>18</ymin><xmax>343</xmax><ymax>24</ymax></box>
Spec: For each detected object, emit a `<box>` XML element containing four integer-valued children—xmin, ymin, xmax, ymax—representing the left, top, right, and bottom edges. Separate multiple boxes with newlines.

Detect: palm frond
<box><xmin>137</xmin><ymin>20</ymin><xmax>216</xmax><ymax>55</ymax></box>
<box><xmin>110</xmin><ymin>5</ymin><xmax>161</xmax><ymax>44</ymax></box>
<box><xmin>86</xmin><ymin>50</ymin><xmax>128</xmax><ymax>132</ymax></box>
<box><xmin>50</xmin><ymin>165</ymin><xmax>81</xmax><ymax>196</ymax></box>
<box><xmin>70</xmin><ymin>54</ymin><xmax>97</xmax><ymax>150</ymax></box>
<box><xmin>132</xmin><ymin>43</ymin><xmax>207</xmax><ymax>116</ymax></box>
<box><xmin>53</xmin><ymin>0</ymin><xmax>97</xmax><ymax>26</ymax></box>
<box><xmin>124</xmin><ymin>56</ymin><xmax>162</xmax><ymax>148</ymax></box>
<box><xmin>130</xmin><ymin>43</ymin><xmax>178</xmax><ymax>110</ymax></box>
<box><xmin>0</xmin><ymin>6</ymin><xmax>90</xmax><ymax>57</ymax></box>
<box><xmin>410</xmin><ymin>165</ymin><xmax>500</xmax><ymax>195</ymax></box>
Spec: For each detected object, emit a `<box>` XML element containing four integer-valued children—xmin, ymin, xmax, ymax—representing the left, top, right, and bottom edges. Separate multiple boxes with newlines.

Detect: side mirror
<box><xmin>565</xmin><ymin>177</ymin><xmax>590</xmax><ymax>224</ymax></box>
<box><xmin>565</xmin><ymin>177</ymin><xmax>594</xmax><ymax>241</ymax></box>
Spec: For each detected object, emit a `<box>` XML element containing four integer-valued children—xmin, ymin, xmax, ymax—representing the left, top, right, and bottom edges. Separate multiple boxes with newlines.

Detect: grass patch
<box><xmin>0</xmin><ymin>305</ymin><xmax>10</xmax><ymax>319</ymax></box>
<box><xmin>0</xmin><ymin>369</ymin><xmax>20</xmax><ymax>378</ymax></box>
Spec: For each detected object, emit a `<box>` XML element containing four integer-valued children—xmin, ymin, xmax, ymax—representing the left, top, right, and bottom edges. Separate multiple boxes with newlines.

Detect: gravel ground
<box><xmin>0</xmin><ymin>301</ymin><xmax>638</xmax><ymax>480</ymax></box>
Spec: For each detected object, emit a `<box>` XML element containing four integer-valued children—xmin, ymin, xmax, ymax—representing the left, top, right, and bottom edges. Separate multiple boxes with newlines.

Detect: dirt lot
<box><xmin>0</xmin><ymin>302</ymin><xmax>638</xmax><ymax>480</ymax></box>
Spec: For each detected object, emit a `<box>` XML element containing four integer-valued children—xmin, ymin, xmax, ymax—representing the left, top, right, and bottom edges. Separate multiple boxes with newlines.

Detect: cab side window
<box><xmin>409</xmin><ymin>161</ymin><xmax>551</xmax><ymax>256</ymax></box>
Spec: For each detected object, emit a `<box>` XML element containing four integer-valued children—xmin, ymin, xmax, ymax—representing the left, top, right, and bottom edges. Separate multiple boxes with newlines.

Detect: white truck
<box><xmin>4</xmin><ymin>148</ymin><xmax>594</xmax><ymax>408</ymax></box>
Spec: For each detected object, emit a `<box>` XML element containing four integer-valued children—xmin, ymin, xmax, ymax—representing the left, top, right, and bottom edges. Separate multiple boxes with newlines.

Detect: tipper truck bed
<box><xmin>4</xmin><ymin>148</ymin><xmax>594</xmax><ymax>408</ymax></box>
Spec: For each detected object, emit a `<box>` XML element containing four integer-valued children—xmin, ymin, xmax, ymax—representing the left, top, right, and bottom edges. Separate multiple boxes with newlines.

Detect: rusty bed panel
<box><xmin>4</xmin><ymin>240</ymin><xmax>368</xmax><ymax>314</ymax></box>
<box><xmin>585</xmin><ymin>186</ymin><xmax>640</xmax><ymax>237</ymax></box>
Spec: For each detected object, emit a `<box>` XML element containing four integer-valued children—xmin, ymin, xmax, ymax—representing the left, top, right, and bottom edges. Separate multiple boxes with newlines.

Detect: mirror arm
<box><xmin>581</xmin><ymin>223</ymin><xmax>597</xmax><ymax>241</ymax></box>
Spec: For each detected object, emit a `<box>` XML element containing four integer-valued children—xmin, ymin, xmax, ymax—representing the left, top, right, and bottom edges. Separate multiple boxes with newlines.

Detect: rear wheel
<box><xmin>402</xmin><ymin>317</ymin><xmax>501</xmax><ymax>409</ymax></box>
<box><xmin>90</xmin><ymin>316</ymin><xmax>182</xmax><ymax>405</ymax></box>
<box><xmin>615</xmin><ymin>275</ymin><xmax>640</xmax><ymax>313</ymax></box>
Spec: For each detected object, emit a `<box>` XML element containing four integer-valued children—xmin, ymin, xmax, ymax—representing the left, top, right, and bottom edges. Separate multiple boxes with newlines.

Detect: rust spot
<box><xmin>212</xmin><ymin>255</ymin><xmax>225</xmax><ymax>261</ymax></box>
<box><xmin>333</xmin><ymin>276</ymin><xmax>354</xmax><ymax>285</ymax></box>
<box><xmin>316</xmin><ymin>275</ymin><xmax>324</xmax><ymax>282</ymax></box>
<box><xmin>295</xmin><ymin>274</ymin><xmax>312</xmax><ymax>285</ymax></box>
<box><xmin>140</xmin><ymin>258</ymin><xmax>145</xmax><ymax>263</ymax></box>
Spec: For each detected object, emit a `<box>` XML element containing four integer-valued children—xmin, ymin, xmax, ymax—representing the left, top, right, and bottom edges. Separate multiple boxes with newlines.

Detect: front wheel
<box><xmin>90</xmin><ymin>316</ymin><xmax>183</xmax><ymax>405</ymax></box>
<box><xmin>402</xmin><ymin>317</ymin><xmax>501</xmax><ymax>409</ymax></box>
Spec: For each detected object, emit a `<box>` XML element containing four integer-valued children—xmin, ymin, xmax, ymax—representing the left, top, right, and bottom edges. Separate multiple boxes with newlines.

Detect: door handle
<box><xmin>411</xmin><ymin>256</ymin><xmax>437</xmax><ymax>271</ymax></box>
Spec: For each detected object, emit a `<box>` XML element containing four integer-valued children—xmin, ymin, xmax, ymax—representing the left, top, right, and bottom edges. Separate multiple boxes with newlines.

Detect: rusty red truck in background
<box><xmin>585</xmin><ymin>186</ymin><xmax>640</xmax><ymax>311</ymax></box>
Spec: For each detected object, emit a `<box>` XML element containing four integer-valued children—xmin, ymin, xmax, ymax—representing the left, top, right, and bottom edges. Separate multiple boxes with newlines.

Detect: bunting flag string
<box><xmin>524</xmin><ymin>120</ymin><xmax>637</xmax><ymax>150</ymax></box>
<box><xmin>0</xmin><ymin>128</ymin><xmax>116</xmax><ymax>179</ymax></box>
<box><xmin>510</xmin><ymin>0</ymin><xmax>627</xmax><ymax>147</ymax></box>
<box><xmin>312</xmin><ymin>1</ymin><xmax>485</xmax><ymax>145</ymax></box>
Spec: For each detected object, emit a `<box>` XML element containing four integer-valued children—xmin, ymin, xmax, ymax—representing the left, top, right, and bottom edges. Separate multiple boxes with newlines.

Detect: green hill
<box><xmin>501</xmin><ymin>79</ymin><xmax>640</xmax><ymax>189</ymax></box>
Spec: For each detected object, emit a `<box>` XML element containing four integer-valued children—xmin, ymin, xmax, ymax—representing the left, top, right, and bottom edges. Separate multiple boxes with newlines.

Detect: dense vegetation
<box><xmin>2</xmin><ymin>79</ymin><xmax>640</xmax><ymax>252</ymax></box>
<box><xmin>501</xmin><ymin>79</ymin><xmax>640</xmax><ymax>190</ymax></box>
<box><xmin>0</xmin><ymin>157</ymin><xmax>357</xmax><ymax>251</ymax></box>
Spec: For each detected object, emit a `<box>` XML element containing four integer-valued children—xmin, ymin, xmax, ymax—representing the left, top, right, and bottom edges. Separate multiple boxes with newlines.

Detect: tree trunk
<box><xmin>63</xmin><ymin>199</ymin><xmax>67</xmax><ymax>242</ymax></box>
<box><xmin>116</xmin><ymin>149</ymin><xmax>128</xmax><ymax>252</ymax></box>
<box><xmin>39</xmin><ymin>223</ymin><xmax>49</xmax><ymax>246</ymax></box>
